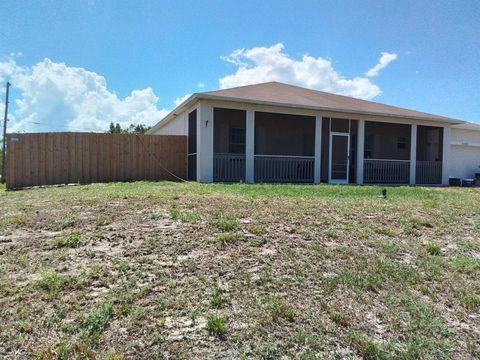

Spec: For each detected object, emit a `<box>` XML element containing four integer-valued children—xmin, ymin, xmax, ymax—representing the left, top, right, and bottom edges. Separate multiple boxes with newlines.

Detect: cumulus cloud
<box><xmin>0</xmin><ymin>57</ymin><xmax>170</xmax><ymax>133</ymax></box>
<box><xmin>174</xmin><ymin>93</ymin><xmax>192</xmax><ymax>107</ymax></box>
<box><xmin>365</xmin><ymin>52</ymin><xmax>398</xmax><ymax>78</ymax></box>
<box><xmin>219</xmin><ymin>43</ymin><xmax>397</xmax><ymax>100</ymax></box>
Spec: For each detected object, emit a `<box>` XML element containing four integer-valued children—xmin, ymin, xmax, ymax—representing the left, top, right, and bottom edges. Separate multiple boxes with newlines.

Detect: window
<box><xmin>229</xmin><ymin>127</ymin><xmax>245</xmax><ymax>153</ymax></box>
<box><xmin>397</xmin><ymin>136</ymin><xmax>407</xmax><ymax>149</ymax></box>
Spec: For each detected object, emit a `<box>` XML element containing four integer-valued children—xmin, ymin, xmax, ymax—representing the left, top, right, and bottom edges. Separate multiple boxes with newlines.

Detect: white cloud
<box><xmin>0</xmin><ymin>58</ymin><xmax>170</xmax><ymax>133</ymax></box>
<box><xmin>174</xmin><ymin>93</ymin><xmax>192</xmax><ymax>107</ymax></box>
<box><xmin>365</xmin><ymin>52</ymin><xmax>398</xmax><ymax>78</ymax></box>
<box><xmin>219</xmin><ymin>43</ymin><xmax>397</xmax><ymax>100</ymax></box>
<box><xmin>196</xmin><ymin>82</ymin><xmax>205</xmax><ymax>88</ymax></box>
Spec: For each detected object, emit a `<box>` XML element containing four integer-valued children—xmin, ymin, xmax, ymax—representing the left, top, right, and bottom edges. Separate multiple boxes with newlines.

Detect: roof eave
<box><xmin>149</xmin><ymin>93</ymin><xmax>466</xmax><ymax>133</ymax></box>
<box><xmin>198</xmin><ymin>94</ymin><xmax>465</xmax><ymax>125</ymax></box>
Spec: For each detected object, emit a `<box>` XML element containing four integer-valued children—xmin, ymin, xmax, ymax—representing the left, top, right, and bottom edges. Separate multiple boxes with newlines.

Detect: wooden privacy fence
<box><xmin>5</xmin><ymin>133</ymin><xmax>187</xmax><ymax>189</ymax></box>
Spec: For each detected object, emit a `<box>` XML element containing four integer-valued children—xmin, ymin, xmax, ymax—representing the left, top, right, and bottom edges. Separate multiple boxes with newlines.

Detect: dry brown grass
<box><xmin>0</xmin><ymin>182</ymin><xmax>479</xmax><ymax>359</ymax></box>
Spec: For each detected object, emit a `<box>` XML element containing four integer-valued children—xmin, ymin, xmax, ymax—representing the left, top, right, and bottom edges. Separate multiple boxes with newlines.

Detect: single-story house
<box><xmin>148</xmin><ymin>81</ymin><xmax>480</xmax><ymax>185</ymax></box>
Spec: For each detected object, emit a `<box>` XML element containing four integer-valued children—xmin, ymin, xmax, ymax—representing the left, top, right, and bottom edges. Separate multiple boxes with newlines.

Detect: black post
<box><xmin>1</xmin><ymin>81</ymin><xmax>11</xmax><ymax>183</ymax></box>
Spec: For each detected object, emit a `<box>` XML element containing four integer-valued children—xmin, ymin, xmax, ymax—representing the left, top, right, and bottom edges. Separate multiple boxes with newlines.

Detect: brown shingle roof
<box><xmin>202</xmin><ymin>82</ymin><xmax>461</xmax><ymax>123</ymax></box>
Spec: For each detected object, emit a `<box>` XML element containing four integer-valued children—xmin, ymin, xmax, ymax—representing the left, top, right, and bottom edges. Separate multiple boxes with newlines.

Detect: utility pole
<box><xmin>1</xmin><ymin>81</ymin><xmax>10</xmax><ymax>183</ymax></box>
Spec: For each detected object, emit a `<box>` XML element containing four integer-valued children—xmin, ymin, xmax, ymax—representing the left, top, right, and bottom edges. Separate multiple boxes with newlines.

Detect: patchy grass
<box><xmin>53</xmin><ymin>231</ymin><xmax>82</xmax><ymax>248</ymax></box>
<box><xmin>37</xmin><ymin>270</ymin><xmax>69</xmax><ymax>292</ymax></box>
<box><xmin>267</xmin><ymin>296</ymin><xmax>296</xmax><ymax>322</ymax></box>
<box><xmin>0</xmin><ymin>181</ymin><xmax>479</xmax><ymax>358</ymax></box>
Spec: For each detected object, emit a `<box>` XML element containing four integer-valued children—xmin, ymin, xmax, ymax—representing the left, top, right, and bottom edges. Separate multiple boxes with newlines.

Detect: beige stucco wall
<box><xmin>151</xmin><ymin>112</ymin><xmax>188</xmax><ymax>136</ymax></box>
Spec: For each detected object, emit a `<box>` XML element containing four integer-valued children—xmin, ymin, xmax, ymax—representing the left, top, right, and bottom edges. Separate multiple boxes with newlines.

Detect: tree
<box><xmin>107</xmin><ymin>122</ymin><xmax>151</xmax><ymax>134</ymax></box>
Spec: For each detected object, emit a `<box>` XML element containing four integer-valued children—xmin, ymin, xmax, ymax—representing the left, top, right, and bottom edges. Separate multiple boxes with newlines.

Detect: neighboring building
<box><xmin>149</xmin><ymin>82</ymin><xmax>480</xmax><ymax>185</ymax></box>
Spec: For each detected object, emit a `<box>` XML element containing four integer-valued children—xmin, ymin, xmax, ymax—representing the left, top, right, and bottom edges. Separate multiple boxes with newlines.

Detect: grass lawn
<box><xmin>0</xmin><ymin>181</ymin><xmax>479</xmax><ymax>359</ymax></box>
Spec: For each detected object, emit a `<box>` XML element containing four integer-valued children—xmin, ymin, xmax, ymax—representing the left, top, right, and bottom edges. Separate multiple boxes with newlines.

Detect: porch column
<box><xmin>314</xmin><ymin>116</ymin><xmax>322</xmax><ymax>184</ymax></box>
<box><xmin>356</xmin><ymin>120</ymin><xmax>365</xmax><ymax>184</ymax></box>
<box><xmin>197</xmin><ymin>103</ymin><xmax>214</xmax><ymax>183</ymax></box>
<box><xmin>410</xmin><ymin>124</ymin><xmax>417</xmax><ymax>185</ymax></box>
<box><xmin>441</xmin><ymin>126</ymin><xmax>451</xmax><ymax>185</ymax></box>
<box><xmin>245</xmin><ymin>110</ymin><xmax>255</xmax><ymax>183</ymax></box>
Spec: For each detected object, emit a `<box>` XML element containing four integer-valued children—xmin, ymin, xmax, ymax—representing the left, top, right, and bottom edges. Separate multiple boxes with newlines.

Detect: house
<box><xmin>148</xmin><ymin>82</ymin><xmax>480</xmax><ymax>185</ymax></box>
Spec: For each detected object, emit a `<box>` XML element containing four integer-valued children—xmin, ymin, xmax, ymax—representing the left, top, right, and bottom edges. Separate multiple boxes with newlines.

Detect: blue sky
<box><xmin>0</xmin><ymin>0</ymin><xmax>479</xmax><ymax>132</ymax></box>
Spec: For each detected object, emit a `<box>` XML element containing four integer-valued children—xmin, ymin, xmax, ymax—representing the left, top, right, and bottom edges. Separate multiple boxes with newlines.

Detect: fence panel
<box><xmin>5</xmin><ymin>133</ymin><xmax>187</xmax><ymax>189</ymax></box>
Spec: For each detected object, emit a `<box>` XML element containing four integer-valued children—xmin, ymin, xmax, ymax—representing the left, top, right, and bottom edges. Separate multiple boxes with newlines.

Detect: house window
<box><xmin>229</xmin><ymin>127</ymin><xmax>246</xmax><ymax>153</ymax></box>
<box><xmin>397</xmin><ymin>137</ymin><xmax>407</xmax><ymax>149</ymax></box>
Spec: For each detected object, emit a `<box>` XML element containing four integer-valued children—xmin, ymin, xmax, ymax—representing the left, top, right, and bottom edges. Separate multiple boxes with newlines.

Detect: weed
<box><xmin>190</xmin><ymin>309</ymin><xmax>199</xmax><ymax>324</ymax></box>
<box><xmin>211</xmin><ymin>287</ymin><xmax>230</xmax><ymax>307</ymax></box>
<box><xmin>324</xmin><ymin>229</ymin><xmax>338</xmax><ymax>239</ymax></box>
<box><xmin>95</xmin><ymin>216</ymin><xmax>111</xmax><ymax>227</ymax></box>
<box><xmin>84</xmin><ymin>300</ymin><xmax>114</xmax><ymax>335</ymax></box>
<box><xmin>53</xmin><ymin>231</ymin><xmax>82</xmax><ymax>248</ymax></box>
<box><xmin>38</xmin><ymin>270</ymin><xmax>68</xmax><ymax>292</ymax></box>
<box><xmin>1</xmin><ymin>215</ymin><xmax>28</xmax><ymax>228</ymax></box>
<box><xmin>457</xmin><ymin>287</ymin><xmax>480</xmax><ymax>310</ymax></box>
<box><xmin>382</xmin><ymin>241</ymin><xmax>400</xmax><ymax>257</ymax></box>
<box><xmin>425</xmin><ymin>242</ymin><xmax>442</xmax><ymax>256</ymax></box>
<box><xmin>374</xmin><ymin>226</ymin><xmax>398</xmax><ymax>237</ymax></box>
<box><xmin>211</xmin><ymin>216</ymin><xmax>239</xmax><ymax>232</ymax></box>
<box><xmin>44</xmin><ymin>306</ymin><xmax>67</xmax><ymax>329</ymax></box>
<box><xmin>327</xmin><ymin>308</ymin><xmax>350</xmax><ymax>326</ymax></box>
<box><xmin>347</xmin><ymin>332</ymin><xmax>382</xmax><ymax>359</ymax></box>
<box><xmin>169</xmin><ymin>208</ymin><xmax>179</xmax><ymax>220</ymax></box>
<box><xmin>217</xmin><ymin>232</ymin><xmax>243</xmax><ymax>245</ymax></box>
<box><xmin>267</xmin><ymin>296</ymin><xmax>295</xmax><ymax>322</ymax></box>
<box><xmin>206</xmin><ymin>313</ymin><xmax>226</xmax><ymax>338</ymax></box>
<box><xmin>248</xmin><ymin>224</ymin><xmax>267</xmax><ymax>235</ymax></box>
<box><xmin>149</xmin><ymin>213</ymin><xmax>162</xmax><ymax>220</ymax></box>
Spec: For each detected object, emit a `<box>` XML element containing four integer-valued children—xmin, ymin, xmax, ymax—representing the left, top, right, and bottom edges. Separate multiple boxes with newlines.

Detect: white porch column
<box><xmin>442</xmin><ymin>126</ymin><xmax>451</xmax><ymax>185</ymax></box>
<box><xmin>314</xmin><ymin>116</ymin><xmax>322</xmax><ymax>184</ymax></box>
<box><xmin>356</xmin><ymin>120</ymin><xmax>365</xmax><ymax>184</ymax></box>
<box><xmin>245</xmin><ymin>110</ymin><xmax>255</xmax><ymax>183</ymax></box>
<box><xmin>196</xmin><ymin>103</ymin><xmax>214</xmax><ymax>183</ymax></box>
<box><xmin>410</xmin><ymin>124</ymin><xmax>417</xmax><ymax>185</ymax></box>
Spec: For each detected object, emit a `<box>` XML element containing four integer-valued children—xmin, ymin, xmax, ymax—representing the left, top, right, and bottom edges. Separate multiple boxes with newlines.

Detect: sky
<box><xmin>0</xmin><ymin>0</ymin><xmax>479</xmax><ymax>133</ymax></box>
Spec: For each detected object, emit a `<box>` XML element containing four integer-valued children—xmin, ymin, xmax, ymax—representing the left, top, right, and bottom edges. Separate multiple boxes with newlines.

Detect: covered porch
<box><xmin>213</xmin><ymin>108</ymin><xmax>316</xmax><ymax>183</ymax></box>
<box><xmin>361</xmin><ymin>122</ymin><xmax>443</xmax><ymax>185</ymax></box>
<box><xmin>195</xmin><ymin>105</ymin><xmax>446</xmax><ymax>185</ymax></box>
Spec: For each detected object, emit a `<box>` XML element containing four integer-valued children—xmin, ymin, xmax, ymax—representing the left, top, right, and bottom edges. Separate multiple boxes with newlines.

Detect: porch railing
<box><xmin>213</xmin><ymin>153</ymin><xmax>245</xmax><ymax>182</ymax></box>
<box><xmin>364</xmin><ymin>159</ymin><xmax>410</xmax><ymax>184</ymax></box>
<box><xmin>254</xmin><ymin>155</ymin><xmax>314</xmax><ymax>183</ymax></box>
<box><xmin>416</xmin><ymin>161</ymin><xmax>442</xmax><ymax>184</ymax></box>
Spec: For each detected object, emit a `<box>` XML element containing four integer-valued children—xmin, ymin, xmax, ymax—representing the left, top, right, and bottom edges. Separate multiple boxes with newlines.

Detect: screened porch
<box><xmin>363</xmin><ymin>122</ymin><xmax>411</xmax><ymax>184</ymax></box>
<box><xmin>212</xmin><ymin>109</ymin><xmax>315</xmax><ymax>183</ymax></box>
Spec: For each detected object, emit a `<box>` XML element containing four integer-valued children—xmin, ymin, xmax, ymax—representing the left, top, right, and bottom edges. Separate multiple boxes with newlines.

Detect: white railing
<box><xmin>364</xmin><ymin>159</ymin><xmax>410</xmax><ymax>184</ymax></box>
<box><xmin>254</xmin><ymin>155</ymin><xmax>314</xmax><ymax>183</ymax></box>
<box><xmin>213</xmin><ymin>153</ymin><xmax>245</xmax><ymax>182</ymax></box>
<box><xmin>416</xmin><ymin>161</ymin><xmax>442</xmax><ymax>184</ymax></box>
